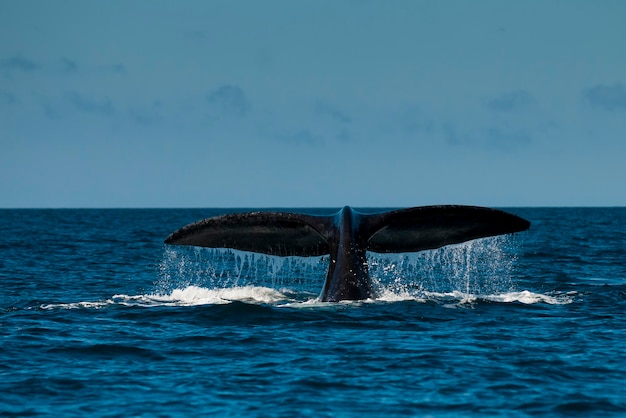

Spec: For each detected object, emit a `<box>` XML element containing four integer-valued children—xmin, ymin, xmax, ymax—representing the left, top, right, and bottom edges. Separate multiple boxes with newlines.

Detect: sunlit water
<box><xmin>1</xmin><ymin>208</ymin><xmax>625</xmax><ymax>416</ymax></box>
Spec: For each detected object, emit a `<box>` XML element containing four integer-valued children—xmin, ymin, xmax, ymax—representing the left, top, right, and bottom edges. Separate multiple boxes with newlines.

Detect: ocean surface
<box><xmin>1</xmin><ymin>207</ymin><xmax>625</xmax><ymax>417</ymax></box>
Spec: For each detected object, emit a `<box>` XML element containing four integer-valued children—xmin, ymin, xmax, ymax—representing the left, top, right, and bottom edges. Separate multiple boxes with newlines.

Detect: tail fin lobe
<box><xmin>164</xmin><ymin>211</ymin><xmax>332</xmax><ymax>257</ymax></box>
<box><xmin>362</xmin><ymin>205</ymin><xmax>530</xmax><ymax>253</ymax></box>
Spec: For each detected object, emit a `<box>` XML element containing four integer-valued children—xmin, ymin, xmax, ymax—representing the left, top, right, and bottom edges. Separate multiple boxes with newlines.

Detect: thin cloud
<box><xmin>272</xmin><ymin>123</ymin><xmax>327</xmax><ymax>147</ymax></box>
<box><xmin>0</xmin><ymin>90</ymin><xmax>17</xmax><ymax>105</ymax></box>
<box><xmin>582</xmin><ymin>83</ymin><xmax>626</xmax><ymax>111</ymax></box>
<box><xmin>442</xmin><ymin>123</ymin><xmax>469</xmax><ymax>146</ymax></box>
<box><xmin>443</xmin><ymin>122</ymin><xmax>532</xmax><ymax>152</ymax></box>
<box><xmin>0</xmin><ymin>55</ymin><xmax>41</xmax><ymax>72</ymax></box>
<box><xmin>289</xmin><ymin>129</ymin><xmax>320</xmax><ymax>146</ymax></box>
<box><xmin>128</xmin><ymin>101</ymin><xmax>163</xmax><ymax>125</ymax></box>
<box><xmin>111</xmin><ymin>64</ymin><xmax>127</xmax><ymax>75</ymax></box>
<box><xmin>314</xmin><ymin>102</ymin><xmax>352</xmax><ymax>124</ymax></box>
<box><xmin>183</xmin><ymin>30</ymin><xmax>210</xmax><ymax>42</ymax></box>
<box><xmin>67</xmin><ymin>91</ymin><xmax>115</xmax><ymax>116</ymax></box>
<box><xmin>206</xmin><ymin>85</ymin><xmax>250</xmax><ymax>119</ymax></box>
<box><xmin>483</xmin><ymin>126</ymin><xmax>531</xmax><ymax>150</ymax></box>
<box><xmin>311</xmin><ymin>101</ymin><xmax>355</xmax><ymax>142</ymax></box>
<box><xmin>95</xmin><ymin>63</ymin><xmax>127</xmax><ymax>75</ymax></box>
<box><xmin>485</xmin><ymin>90</ymin><xmax>534</xmax><ymax>112</ymax></box>
<box><xmin>61</xmin><ymin>57</ymin><xmax>78</xmax><ymax>73</ymax></box>
<box><xmin>396</xmin><ymin>105</ymin><xmax>436</xmax><ymax>136</ymax></box>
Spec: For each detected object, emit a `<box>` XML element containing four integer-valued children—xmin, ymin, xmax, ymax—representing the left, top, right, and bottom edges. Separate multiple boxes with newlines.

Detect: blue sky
<box><xmin>1</xmin><ymin>1</ymin><xmax>625</xmax><ymax>208</ymax></box>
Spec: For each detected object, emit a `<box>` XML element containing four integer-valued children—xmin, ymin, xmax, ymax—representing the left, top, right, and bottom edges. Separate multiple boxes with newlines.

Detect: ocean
<box><xmin>1</xmin><ymin>207</ymin><xmax>625</xmax><ymax>416</ymax></box>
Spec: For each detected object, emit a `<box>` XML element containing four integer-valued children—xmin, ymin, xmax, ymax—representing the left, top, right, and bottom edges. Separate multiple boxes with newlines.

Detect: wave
<box><xmin>119</xmin><ymin>285</ymin><xmax>290</xmax><ymax>306</ymax></box>
<box><xmin>39</xmin><ymin>285</ymin><xmax>291</xmax><ymax>310</ymax></box>
<box><xmin>373</xmin><ymin>288</ymin><xmax>574</xmax><ymax>305</ymax></box>
<box><xmin>39</xmin><ymin>285</ymin><xmax>574</xmax><ymax>311</ymax></box>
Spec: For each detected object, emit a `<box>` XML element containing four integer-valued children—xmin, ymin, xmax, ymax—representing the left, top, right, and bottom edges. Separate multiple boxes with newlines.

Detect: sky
<box><xmin>1</xmin><ymin>0</ymin><xmax>625</xmax><ymax>208</ymax></box>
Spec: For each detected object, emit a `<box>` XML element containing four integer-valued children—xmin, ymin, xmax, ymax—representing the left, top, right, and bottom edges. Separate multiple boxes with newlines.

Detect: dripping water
<box><xmin>157</xmin><ymin>235</ymin><xmax>521</xmax><ymax>300</ymax></box>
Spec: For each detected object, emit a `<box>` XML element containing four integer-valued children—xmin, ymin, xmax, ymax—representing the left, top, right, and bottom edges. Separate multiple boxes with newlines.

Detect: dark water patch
<box><xmin>552</xmin><ymin>398</ymin><xmax>626</xmax><ymax>415</ymax></box>
<box><xmin>2</xmin><ymin>378</ymin><xmax>61</xmax><ymax>397</ymax></box>
<box><xmin>47</xmin><ymin>343</ymin><xmax>166</xmax><ymax>361</ymax></box>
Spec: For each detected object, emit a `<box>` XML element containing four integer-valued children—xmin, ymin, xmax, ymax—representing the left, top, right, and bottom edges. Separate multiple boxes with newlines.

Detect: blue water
<box><xmin>1</xmin><ymin>208</ymin><xmax>625</xmax><ymax>416</ymax></box>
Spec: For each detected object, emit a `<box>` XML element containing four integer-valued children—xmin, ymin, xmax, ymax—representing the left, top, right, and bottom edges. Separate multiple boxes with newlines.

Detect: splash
<box><xmin>40</xmin><ymin>300</ymin><xmax>116</xmax><ymax>310</ymax></box>
<box><xmin>40</xmin><ymin>285</ymin><xmax>292</xmax><ymax>309</ymax></box>
<box><xmin>368</xmin><ymin>235</ymin><xmax>519</xmax><ymax>298</ymax></box>
<box><xmin>39</xmin><ymin>286</ymin><xmax>572</xmax><ymax>311</ymax></box>
<box><xmin>153</xmin><ymin>235</ymin><xmax>556</xmax><ymax>305</ymax></box>
<box><xmin>117</xmin><ymin>285</ymin><xmax>289</xmax><ymax>306</ymax></box>
<box><xmin>156</xmin><ymin>246</ymin><xmax>327</xmax><ymax>296</ymax></box>
<box><xmin>485</xmin><ymin>290</ymin><xmax>574</xmax><ymax>305</ymax></box>
<box><xmin>37</xmin><ymin>236</ymin><xmax>569</xmax><ymax>310</ymax></box>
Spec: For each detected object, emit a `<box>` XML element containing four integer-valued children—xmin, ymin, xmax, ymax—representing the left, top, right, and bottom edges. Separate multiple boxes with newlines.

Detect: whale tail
<box><xmin>165</xmin><ymin>205</ymin><xmax>529</xmax><ymax>256</ymax></box>
<box><xmin>165</xmin><ymin>205</ymin><xmax>530</xmax><ymax>301</ymax></box>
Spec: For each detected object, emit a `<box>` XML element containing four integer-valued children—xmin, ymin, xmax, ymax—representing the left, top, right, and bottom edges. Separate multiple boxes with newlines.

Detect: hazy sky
<box><xmin>1</xmin><ymin>1</ymin><xmax>625</xmax><ymax>208</ymax></box>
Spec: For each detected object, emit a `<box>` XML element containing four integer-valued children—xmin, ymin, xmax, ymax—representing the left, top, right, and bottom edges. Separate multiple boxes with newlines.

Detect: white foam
<box><xmin>372</xmin><ymin>289</ymin><xmax>573</xmax><ymax>305</ymax></box>
<box><xmin>39</xmin><ymin>285</ymin><xmax>572</xmax><ymax>311</ymax></box>
<box><xmin>40</xmin><ymin>300</ymin><xmax>116</xmax><ymax>310</ymax></box>
<box><xmin>117</xmin><ymin>285</ymin><xmax>289</xmax><ymax>306</ymax></box>
<box><xmin>40</xmin><ymin>285</ymin><xmax>290</xmax><ymax>310</ymax></box>
<box><xmin>375</xmin><ymin>288</ymin><xmax>428</xmax><ymax>303</ymax></box>
<box><xmin>485</xmin><ymin>290</ymin><xmax>574</xmax><ymax>305</ymax></box>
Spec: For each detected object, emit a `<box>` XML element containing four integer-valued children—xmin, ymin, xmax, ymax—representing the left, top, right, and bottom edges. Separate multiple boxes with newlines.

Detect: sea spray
<box><xmin>158</xmin><ymin>235</ymin><xmax>522</xmax><ymax>300</ymax></box>
<box><xmin>368</xmin><ymin>235</ymin><xmax>520</xmax><ymax>298</ymax></box>
<box><xmin>157</xmin><ymin>245</ymin><xmax>328</xmax><ymax>296</ymax></box>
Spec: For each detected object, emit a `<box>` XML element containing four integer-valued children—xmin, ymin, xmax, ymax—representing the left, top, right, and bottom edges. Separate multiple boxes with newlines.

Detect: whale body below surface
<box><xmin>164</xmin><ymin>206</ymin><xmax>530</xmax><ymax>302</ymax></box>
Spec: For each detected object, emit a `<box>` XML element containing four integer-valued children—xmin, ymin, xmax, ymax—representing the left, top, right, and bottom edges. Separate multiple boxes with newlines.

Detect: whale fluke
<box><xmin>165</xmin><ymin>206</ymin><xmax>530</xmax><ymax>302</ymax></box>
<box><xmin>363</xmin><ymin>205</ymin><xmax>530</xmax><ymax>253</ymax></box>
<box><xmin>164</xmin><ymin>211</ymin><xmax>329</xmax><ymax>257</ymax></box>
